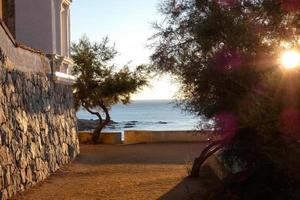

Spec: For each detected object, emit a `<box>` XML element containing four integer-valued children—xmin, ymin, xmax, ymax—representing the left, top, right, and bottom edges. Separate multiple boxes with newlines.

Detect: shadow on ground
<box><xmin>15</xmin><ymin>143</ymin><xmax>220</xmax><ymax>200</ymax></box>
<box><xmin>158</xmin><ymin>167</ymin><xmax>221</xmax><ymax>200</ymax></box>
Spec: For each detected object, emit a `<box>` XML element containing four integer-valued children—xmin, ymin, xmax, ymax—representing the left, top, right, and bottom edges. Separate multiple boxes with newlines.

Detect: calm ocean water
<box><xmin>77</xmin><ymin>100</ymin><xmax>211</xmax><ymax>131</ymax></box>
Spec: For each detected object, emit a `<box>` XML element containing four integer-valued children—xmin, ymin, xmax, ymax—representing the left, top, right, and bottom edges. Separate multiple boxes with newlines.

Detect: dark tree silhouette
<box><xmin>151</xmin><ymin>0</ymin><xmax>300</xmax><ymax>198</ymax></box>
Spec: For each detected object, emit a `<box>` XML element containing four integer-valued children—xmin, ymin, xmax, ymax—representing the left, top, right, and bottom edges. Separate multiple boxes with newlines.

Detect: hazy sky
<box><xmin>71</xmin><ymin>0</ymin><xmax>178</xmax><ymax>100</ymax></box>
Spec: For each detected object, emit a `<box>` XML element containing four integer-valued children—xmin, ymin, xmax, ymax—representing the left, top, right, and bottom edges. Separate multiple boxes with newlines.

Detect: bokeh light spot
<box><xmin>281</xmin><ymin>50</ymin><xmax>300</xmax><ymax>69</ymax></box>
<box><xmin>215</xmin><ymin>112</ymin><xmax>237</xmax><ymax>138</ymax></box>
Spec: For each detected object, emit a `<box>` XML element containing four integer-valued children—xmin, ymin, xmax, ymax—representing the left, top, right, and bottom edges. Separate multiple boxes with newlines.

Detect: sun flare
<box><xmin>281</xmin><ymin>50</ymin><xmax>300</xmax><ymax>69</ymax></box>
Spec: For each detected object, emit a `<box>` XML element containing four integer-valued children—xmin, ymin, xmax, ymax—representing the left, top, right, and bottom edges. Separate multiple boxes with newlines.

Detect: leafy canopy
<box><xmin>71</xmin><ymin>36</ymin><xmax>148</xmax><ymax>113</ymax></box>
<box><xmin>152</xmin><ymin>1</ymin><xmax>300</xmax><ymax>197</ymax></box>
<box><xmin>151</xmin><ymin>0</ymin><xmax>300</xmax><ymax>135</ymax></box>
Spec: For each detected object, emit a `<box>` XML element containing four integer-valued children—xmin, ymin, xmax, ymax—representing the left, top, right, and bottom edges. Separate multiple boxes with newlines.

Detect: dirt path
<box><xmin>15</xmin><ymin>143</ymin><xmax>218</xmax><ymax>200</ymax></box>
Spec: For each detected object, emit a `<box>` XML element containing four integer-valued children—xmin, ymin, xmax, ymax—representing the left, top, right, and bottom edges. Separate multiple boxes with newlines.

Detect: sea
<box><xmin>76</xmin><ymin>100</ymin><xmax>212</xmax><ymax>132</ymax></box>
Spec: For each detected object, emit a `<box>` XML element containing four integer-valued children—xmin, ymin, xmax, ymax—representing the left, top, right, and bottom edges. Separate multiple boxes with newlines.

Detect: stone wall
<box><xmin>0</xmin><ymin>66</ymin><xmax>80</xmax><ymax>199</ymax></box>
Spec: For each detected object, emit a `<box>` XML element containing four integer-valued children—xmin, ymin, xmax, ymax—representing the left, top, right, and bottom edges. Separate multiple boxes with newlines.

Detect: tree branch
<box><xmin>190</xmin><ymin>139</ymin><xmax>227</xmax><ymax>177</ymax></box>
<box><xmin>82</xmin><ymin>103</ymin><xmax>103</xmax><ymax>123</ymax></box>
<box><xmin>99</xmin><ymin>101</ymin><xmax>111</xmax><ymax>124</ymax></box>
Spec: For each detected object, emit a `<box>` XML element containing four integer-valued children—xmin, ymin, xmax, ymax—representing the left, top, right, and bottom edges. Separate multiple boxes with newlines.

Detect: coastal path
<box><xmin>15</xmin><ymin>142</ymin><xmax>219</xmax><ymax>200</ymax></box>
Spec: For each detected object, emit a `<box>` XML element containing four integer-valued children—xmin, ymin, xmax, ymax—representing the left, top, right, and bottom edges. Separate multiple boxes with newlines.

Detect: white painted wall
<box><xmin>53</xmin><ymin>0</ymin><xmax>62</xmax><ymax>56</ymax></box>
<box><xmin>15</xmin><ymin>0</ymin><xmax>54</xmax><ymax>54</ymax></box>
<box><xmin>14</xmin><ymin>0</ymin><xmax>71</xmax><ymax>58</ymax></box>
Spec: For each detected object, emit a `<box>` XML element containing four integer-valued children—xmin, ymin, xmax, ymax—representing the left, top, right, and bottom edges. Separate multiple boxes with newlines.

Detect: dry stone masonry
<box><xmin>0</xmin><ymin>64</ymin><xmax>79</xmax><ymax>199</ymax></box>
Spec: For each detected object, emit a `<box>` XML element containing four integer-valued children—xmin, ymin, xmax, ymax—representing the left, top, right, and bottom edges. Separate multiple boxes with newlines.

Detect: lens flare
<box><xmin>281</xmin><ymin>50</ymin><xmax>300</xmax><ymax>69</ymax></box>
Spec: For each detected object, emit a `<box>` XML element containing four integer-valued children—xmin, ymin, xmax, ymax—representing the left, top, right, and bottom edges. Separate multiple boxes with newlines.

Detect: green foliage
<box><xmin>152</xmin><ymin>0</ymin><xmax>300</xmax><ymax>198</ymax></box>
<box><xmin>71</xmin><ymin>36</ymin><xmax>148</xmax><ymax>142</ymax></box>
<box><xmin>72</xmin><ymin>36</ymin><xmax>148</xmax><ymax>110</ymax></box>
<box><xmin>151</xmin><ymin>0</ymin><xmax>300</xmax><ymax>124</ymax></box>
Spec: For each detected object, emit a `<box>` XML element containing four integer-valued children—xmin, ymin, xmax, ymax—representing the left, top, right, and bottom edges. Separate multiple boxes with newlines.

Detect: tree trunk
<box><xmin>91</xmin><ymin>124</ymin><xmax>104</xmax><ymax>144</ymax></box>
<box><xmin>90</xmin><ymin>102</ymin><xmax>111</xmax><ymax>144</ymax></box>
<box><xmin>190</xmin><ymin>140</ymin><xmax>225</xmax><ymax>178</ymax></box>
<box><xmin>82</xmin><ymin>104</ymin><xmax>105</xmax><ymax>144</ymax></box>
<box><xmin>91</xmin><ymin>119</ymin><xmax>110</xmax><ymax>144</ymax></box>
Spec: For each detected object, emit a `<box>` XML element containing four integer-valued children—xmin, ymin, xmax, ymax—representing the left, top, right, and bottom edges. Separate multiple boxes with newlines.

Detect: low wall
<box><xmin>123</xmin><ymin>130</ymin><xmax>221</xmax><ymax>144</ymax></box>
<box><xmin>78</xmin><ymin>132</ymin><xmax>122</xmax><ymax>144</ymax></box>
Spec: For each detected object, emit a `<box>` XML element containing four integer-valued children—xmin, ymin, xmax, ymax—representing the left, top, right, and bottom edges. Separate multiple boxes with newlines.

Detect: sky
<box><xmin>71</xmin><ymin>0</ymin><xmax>179</xmax><ymax>100</ymax></box>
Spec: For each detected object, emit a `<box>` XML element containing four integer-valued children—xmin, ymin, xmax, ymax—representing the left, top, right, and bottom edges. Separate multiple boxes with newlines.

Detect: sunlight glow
<box><xmin>281</xmin><ymin>50</ymin><xmax>300</xmax><ymax>69</ymax></box>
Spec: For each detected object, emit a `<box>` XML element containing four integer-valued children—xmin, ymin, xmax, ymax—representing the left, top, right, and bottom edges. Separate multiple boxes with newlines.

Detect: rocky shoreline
<box><xmin>77</xmin><ymin>119</ymin><xmax>170</xmax><ymax>131</ymax></box>
<box><xmin>77</xmin><ymin>119</ymin><xmax>116</xmax><ymax>131</ymax></box>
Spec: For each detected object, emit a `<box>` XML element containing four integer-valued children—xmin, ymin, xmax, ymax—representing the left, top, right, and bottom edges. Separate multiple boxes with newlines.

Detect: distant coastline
<box><xmin>77</xmin><ymin>119</ymin><xmax>171</xmax><ymax>131</ymax></box>
<box><xmin>76</xmin><ymin>100</ymin><xmax>212</xmax><ymax>132</ymax></box>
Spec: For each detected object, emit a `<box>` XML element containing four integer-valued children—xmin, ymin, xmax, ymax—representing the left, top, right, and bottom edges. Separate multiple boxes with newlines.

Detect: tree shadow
<box><xmin>158</xmin><ymin>166</ymin><xmax>221</xmax><ymax>200</ymax></box>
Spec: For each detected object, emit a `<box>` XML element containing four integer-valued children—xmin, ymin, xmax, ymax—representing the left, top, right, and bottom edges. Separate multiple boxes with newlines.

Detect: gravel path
<box><xmin>15</xmin><ymin>142</ymin><xmax>218</xmax><ymax>200</ymax></box>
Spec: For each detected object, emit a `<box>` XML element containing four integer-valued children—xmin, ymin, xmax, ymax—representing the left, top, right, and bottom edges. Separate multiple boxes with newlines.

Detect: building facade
<box><xmin>0</xmin><ymin>0</ymin><xmax>74</xmax><ymax>78</ymax></box>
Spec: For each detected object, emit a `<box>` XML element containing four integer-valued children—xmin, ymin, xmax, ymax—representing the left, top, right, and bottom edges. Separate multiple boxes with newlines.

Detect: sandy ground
<box><xmin>14</xmin><ymin>142</ymin><xmax>219</xmax><ymax>200</ymax></box>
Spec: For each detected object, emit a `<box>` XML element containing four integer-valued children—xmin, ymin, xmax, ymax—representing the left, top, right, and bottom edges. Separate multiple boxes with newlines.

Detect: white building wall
<box><xmin>54</xmin><ymin>0</ymin><xmax>62</xmax><ymax>56</ymax></box>
<box><xmin>15</xmin><ymin>0</ymin><xmax>71</xmax><ymax>58</ymax></box>
<box><xmin>14</xmin><ymin>0</ymin><xmax>73</xmax><ymax>76</ymax></box>
<box><xmin>15</xmin><ymin>0</ymin><xmax>55</xmax><ymax>54</ymax></box>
